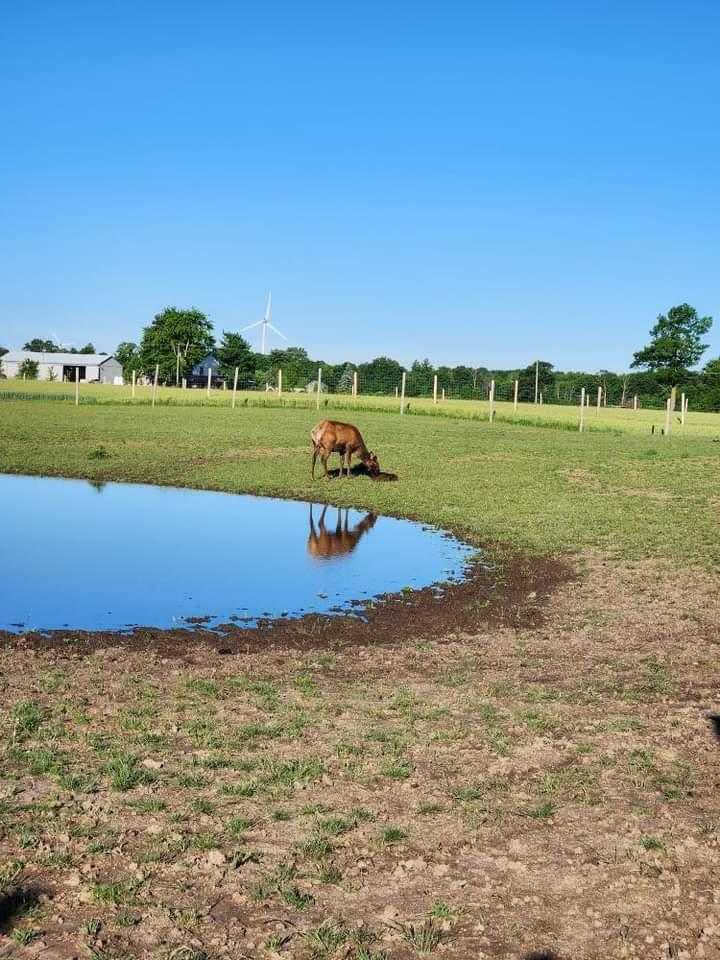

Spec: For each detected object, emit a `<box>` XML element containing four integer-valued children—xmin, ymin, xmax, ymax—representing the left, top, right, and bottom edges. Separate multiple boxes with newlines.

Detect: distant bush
<box><xmin>18</xmin><ymin>359</ymin><xmax>39</xmax><ymax>380</ymax></box>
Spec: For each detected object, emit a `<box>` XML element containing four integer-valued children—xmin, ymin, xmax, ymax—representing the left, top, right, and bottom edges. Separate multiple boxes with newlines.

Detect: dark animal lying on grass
<box><xmin>311</xmin><ymin>419</ymin><xmax>380</xmax><ymax>479</ymax></box>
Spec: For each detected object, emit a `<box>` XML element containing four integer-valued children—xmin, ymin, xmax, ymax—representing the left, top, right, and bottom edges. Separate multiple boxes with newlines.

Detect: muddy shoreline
<box><xmin>0</xmin><ymin>548</ymin><xmax>573</xmax><ymax>660</ymax></box>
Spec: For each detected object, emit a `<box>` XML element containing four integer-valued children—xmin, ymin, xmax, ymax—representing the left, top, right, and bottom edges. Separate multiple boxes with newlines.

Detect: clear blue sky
<box><xmin>2</xmin><ymin>0</ymin><xmax>719</xmax><ymax>370</ymax></box>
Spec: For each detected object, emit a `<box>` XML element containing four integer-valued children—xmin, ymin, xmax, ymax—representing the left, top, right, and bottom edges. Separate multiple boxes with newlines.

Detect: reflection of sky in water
<box><xmin>0</xmin><ymin>474</ymin><xmax>477</xmax><ymax>633</ymax></box>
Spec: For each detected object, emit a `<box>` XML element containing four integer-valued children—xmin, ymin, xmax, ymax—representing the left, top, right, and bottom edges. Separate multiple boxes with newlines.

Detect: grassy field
<box><xmin>1</xmin><ymin>397</ymin><xmax>719</xmax><ymax>959</ymax></box>
<box><xmin>0</xmin><ymin>394</ymin><xmax>719</xmax><ymax>561</ymax></box>
<box><xmin>3</xmin><ymin>377</ymin><xmax>720</xmax><ymax>438</ymax></box>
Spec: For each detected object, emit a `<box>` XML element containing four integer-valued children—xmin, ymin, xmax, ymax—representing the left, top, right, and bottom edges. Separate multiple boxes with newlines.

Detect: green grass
<box><xmin>4</xmin><ymin>378</ymin><xmax>719</xmax><ymax>438</ymax></box>
<box><xmin>0</xmin><ymin>397</ymin><xmax>718</xmax><ymax>562</ymax></box>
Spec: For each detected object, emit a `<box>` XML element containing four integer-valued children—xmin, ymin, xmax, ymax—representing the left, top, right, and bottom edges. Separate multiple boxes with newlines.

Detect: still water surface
<box><xmin>0</xmin><ymin>474</ymin><xmax>476</xmax><ymax>633</ymax></box>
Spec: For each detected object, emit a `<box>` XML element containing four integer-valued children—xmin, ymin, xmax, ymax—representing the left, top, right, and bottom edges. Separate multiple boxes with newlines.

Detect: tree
<box><xmin>0</xmin><ymin>346</ymin><xmax>7</xmax><ymax>357</ymax></box>
<box><xmin>357</xmin><ymin>356</ymin><xmax>405</xmax><ymax>395</ymax></box>
<box><xmin>115</xmin><ymin>342</ymin><xmax>141</xmax><ymax>380</ymax></box>
<box><xmin>266</xmin><ymin>346</ymin><xmax>316</xmax><ymax>390</ymax></box>
<box><xmin>19</xmin><ymin>358</ymin><xmax>39</xmax><ymax>379</ymax></box>
<box><xmin>216</xmin><ymin>331</ymin><xmax>254</xmax><ymax>382</ymax></box>
<box><xmin>631</xmin><ymin>303</ymin><xmax>712</xmax><ymax>389</ymax></box>
<box><xmin>700</xmin><ymin>357</ymin><xmax>720</xmax><ymax>411</ymax></box>
<box><xmin>407</xmin><ymin>359</ymin><xmax>434</xmax><ymax>397</ymax></box>
<box><xmin>75</xmin><ymin>342</ymin><xmax>96</xmax><ymax>354</ymax></box>
<box><xmin>518</xmin><ymin>361</ymin><xmax>554</xmax><ymax>402</ymax></box>
<box><xmin>336</xmin><ymin>363</ymin><xmax>355</xmax><ymax>393</ymax></box>
<box><xmin>138</xmin><ymin>307</ymin><xmax>214</xmax><ymax>384</ymax></box>
<box><xmin>23</xmin><ymin>338</ymin><xmax>60</xmax><ymax>352</ymax></box>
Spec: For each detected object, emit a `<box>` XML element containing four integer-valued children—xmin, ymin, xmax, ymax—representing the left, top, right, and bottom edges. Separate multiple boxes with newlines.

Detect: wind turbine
<box><xmin>241</xmin><ymin>292</ymin><xmax>288</xmax><ymax>355</ymax></box>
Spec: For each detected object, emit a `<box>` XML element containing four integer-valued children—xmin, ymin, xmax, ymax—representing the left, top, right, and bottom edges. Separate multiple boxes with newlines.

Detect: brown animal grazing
<box><xmin>311</xmin><ymin>419</ymin><xmax>380</xmax><ymax>480</ymax></box>
<box><xmin>307</xmin><ymin>505</ymin><xmax>378</xmax><ymax>559</ymax></box>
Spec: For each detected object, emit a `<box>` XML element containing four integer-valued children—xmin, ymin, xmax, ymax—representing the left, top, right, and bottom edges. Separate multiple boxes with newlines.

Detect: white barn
<box><xmin>1</xmin><ymin>351</ymin><xmax>124</xmax><ymax>384</ymax></box>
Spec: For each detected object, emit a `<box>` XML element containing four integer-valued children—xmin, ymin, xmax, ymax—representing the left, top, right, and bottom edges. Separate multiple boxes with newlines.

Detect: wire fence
<box><xmin>3</xmin><ymin>364</ymin><xmax>720</xmax><ymax>439</ymax></box>
<box><xmin>131</xmin><ymin>365</ymin><xmax>717</xmax><ymax>411</ymax></box>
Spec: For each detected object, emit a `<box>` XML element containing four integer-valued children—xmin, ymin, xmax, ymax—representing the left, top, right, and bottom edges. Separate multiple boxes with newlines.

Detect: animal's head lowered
<box><xmin>364</xmin><ymin>451</ymin><xmax>380</xmax><ymax>476</ymax></box>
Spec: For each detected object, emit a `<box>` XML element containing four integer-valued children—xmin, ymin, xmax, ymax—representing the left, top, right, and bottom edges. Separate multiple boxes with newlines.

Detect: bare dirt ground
<box><xmin>1</xmin><ymin>553</ymin><xmax>719</xmax><ymax>960</ymax></box>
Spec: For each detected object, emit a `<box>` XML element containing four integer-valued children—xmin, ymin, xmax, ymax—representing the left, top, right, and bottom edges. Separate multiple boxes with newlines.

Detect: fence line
<box><xmin>4</xmin><ymin>363</ymin><xmax>717</xmax><ymax>436</ymax></box>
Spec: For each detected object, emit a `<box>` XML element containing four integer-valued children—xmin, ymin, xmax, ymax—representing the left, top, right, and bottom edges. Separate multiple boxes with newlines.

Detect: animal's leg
<box><xmin>311</xmin><ymin>446</ymin><xmax>318</xmax><ymax>480</ymax></box>
<box><xmin>321</xmin><ymin>453</ymin><xmax>330</xmax><ymax>479</ymax></box>
<box><xmin>344</xmin><ymin>450</ymin><xmax>352</xmax><ymax>478</ymax></box>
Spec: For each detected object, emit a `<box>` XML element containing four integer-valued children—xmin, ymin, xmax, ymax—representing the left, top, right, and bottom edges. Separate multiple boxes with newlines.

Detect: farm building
<box><xmin>187</xmin><ymin>354</ymin><xmax>223</xmax><ymax>387</ymax></box>
<box><xmin>191</xmin><ymin>354</ymin><xmax>220</xmax><ymax>378</ymax></box>
<box><xmin>1</xmin><ymin>351</ymin><xmax>123</xmax><ymax>384</ymax></box>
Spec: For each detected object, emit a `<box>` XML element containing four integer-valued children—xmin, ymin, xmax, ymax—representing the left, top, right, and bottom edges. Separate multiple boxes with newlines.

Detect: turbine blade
<box><xmin>240</xmin><ymin>320</ymin><xmax>263</xmax><ymax>332</ymax></box>
<box><xmin>264</xmin><ymin>291</ymin><xmax>272</xmax><ymax>322</ymax></box>
<box><xmin>266</xmin><ymin>323</ymin><xmax>287</xmax><ymax>340</ymax></box>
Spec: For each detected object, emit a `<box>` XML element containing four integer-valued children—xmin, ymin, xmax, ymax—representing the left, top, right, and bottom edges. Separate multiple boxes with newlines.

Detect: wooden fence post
<box><xmin>152</xmin><ymin>364</ymin><xmax>159</xmax><ymax>407</ymax></box>
<box><xmin>75</xmin><ymin>366</ymin><xmax>80</xmax><ymax>407</ymax></box>
<box><xmin>182</xmin><ymin>377</ymin><xmax>186</xmax><ymax>390</ymax></box>
<box><xmin>442</xmin><ymin>387</ymin><xmax>445</xmax><ymax>401</ymax></box>
<box><xmin>131</xmin><ymin>370</ymin><xmax>136</xmax><ymax>400</ymax></box>
<box><xmin>232</xmin><ymin>367</ymin><xmax>239</xmax><ymax>408</ymax></box>
<box><xmin>207</xmin><ymin>367</ymin><xmax>212</xmax><ymax>398</ymax></box>
<box><xmin>513</xmin><ymin>378</ymin><xmax>519</xmax><ymax>412</ymax></box>
<box><xmin>596</xmin><ymin>386</ymin><xmax>602</xmax><ymax>414</ymax></box>
<box><xmin>433</xmin><ymin>374</ymin><xmax>438</xmax><ymax>405</ymax></box>
<box><xmin>534</xmin><ymin>360</ymin><xmax>539</xmax><ymax>405</ymax></box>
<box><xmin>665</xmin><ymin>397</ymin><xmax>672</xmax><ymax>436</ymax></box>
<box><xmin>539</xmin><ymin>391</ymin><xmax>543</xmax><ymax>405</ymax></box>
<box><xmin>489</xmin><ymin>379</ymin><xmax>495</xmax><ymax>422</ymax></box>
<box><xmin>353</xmin><ymin>370</ymin><xmax>358</xmax><ymax>398</ymax></box>
<box><xmin>316</xmin><ymin>367</ymin><xmax>322</xmax><ymax>410</ymax></box>
<box><xmin>400</xmin><ymin>371</ymin><xmax>406</xmax><ymax>414</ymax></box>
<box><xmin>579</xmin><ymin>387</ymin><xmax>585</xmax><ymax>432</ymax></box>
<box><xmin>680</xmin><ymin>392</ymin><xmax>686</xmax><ymax>427</ymax></box>
<box><xmin>278</xmin><ymin>368</ymin><xmax>282</xmax><ymax>397</ymax></box>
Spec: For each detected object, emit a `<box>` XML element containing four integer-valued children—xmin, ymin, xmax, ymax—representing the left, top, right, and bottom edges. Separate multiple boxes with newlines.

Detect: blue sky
<box><xmin>2</xmin><ymin>0</ymin><xmax>719</xmax><ymax>369</ymax></box>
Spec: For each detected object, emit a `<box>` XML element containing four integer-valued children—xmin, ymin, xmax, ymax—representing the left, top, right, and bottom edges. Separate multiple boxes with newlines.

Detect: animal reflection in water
<box><xmin>307</xmin><ymin>505</ymin><xmax>378</xmax><ymax>560</ymax></box>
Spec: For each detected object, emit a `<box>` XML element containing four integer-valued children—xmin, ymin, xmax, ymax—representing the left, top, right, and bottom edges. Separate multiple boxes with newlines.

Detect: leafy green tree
<box><xmin>0</xmin><ymin>346</ymin><xmax>7</xmax><ymax>357</ymax></box>
<box><xmin>74</xmin><ymin>342</ymin><xmax>96</xmax><ymax>354</ymax></box>
<box><xmin>115</xmin><ymin>342</ymin><xmax>141</xmax><ymax>380</ymax></box>
<box><xmin>518</xmin><ymin>361</ymin><xmax>554</xmax><ymax>401</ymax></box>
<box><xmin>138</xmin><ymin>307</ymin><xmax>214</xmax><ymax>384</ymax></box>
<box><xmin>267</xmin><ymin>346</ymin><xmax>316</xmax><ymax>390</ymax></box>
<box><xmin>18</xmin><ymin>358</ymin><xmax>39</xmax><ymax>379</ymax></box>
<box><xmin>357</xmin><ymin>356</ymin><xmax>405</xmax><ymax>395</ymax></box>
<box><xmin>23</xmin><ymin>338</ymin><xmax>60</xmax><ymax>352</ymax></box>
<box><xmin>407</xmin><ymin>359</ymin><xmax>434</xmax><ymax>397</ymax></box>
<box><xmin>336</xmin><ymin>363</ymin><xmax>355</xmax><ymax>393</ymax></box>
<box><xmin>216</xmin><ymin>331</ymin><xmax>254</xmax><ymax>381</ymax></box>
<box><xmin>631</xmin><ymin>303</ymin><xmax>712</xmax><ymax>389</ymax></box>
<box><xmin>700</xmin><ymin>357</ymin><xmax>720</xmax><ymax>411</ymax></box>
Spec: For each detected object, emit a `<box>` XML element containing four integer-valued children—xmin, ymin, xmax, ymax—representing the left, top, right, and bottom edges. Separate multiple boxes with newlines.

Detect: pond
<box><xmin>0</xmin><ymin>474</ymin><xmax>477</xmax><ymax>634</ymax></box>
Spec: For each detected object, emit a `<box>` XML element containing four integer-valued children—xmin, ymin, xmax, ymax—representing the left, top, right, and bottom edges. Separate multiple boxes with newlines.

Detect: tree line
<box><xmin>3</xmin><ymin>303</ymin><xmax>719</xmax><ymax>410</ymax></box>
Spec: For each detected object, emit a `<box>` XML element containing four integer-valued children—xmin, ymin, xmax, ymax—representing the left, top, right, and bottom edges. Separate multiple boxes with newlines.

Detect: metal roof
<box><xmin>1</xmin><ymin>351</ymin><xmax>116</xmax><ymax>366</ymax></box>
